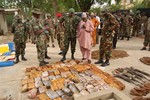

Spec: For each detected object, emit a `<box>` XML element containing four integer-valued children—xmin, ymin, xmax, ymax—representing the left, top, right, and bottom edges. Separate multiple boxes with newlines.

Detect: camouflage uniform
<box><xmin>60</xmin><ymin>8</ymin><xmax>81</xmax><ymax>61</ymax></box>
<box><xmin>12</xmin><ymin>15</ymin><xmax>27</xmax><ymax>63</ymax></box>
<box><xmin>56</xmin><ymin>22</ymin><xmax>65</xmax><ymax>51</ymax></box>
<box><xmin>125</xmin><ymin>14</ymin><xmax>133</xmax><ymax>40</ymax></box>
<box><xmin>44</xmin><ymin>14</ymin><xmax>55</xmax><ymax>47</ymax></box>
<box><xmin>141</xmin><ymin>14</ymin><xmax>148</xmax><ymax>35</ymax></box>
<box><xmin>141</xmin><ymin>17</ymin><xmax>150</xmax><ymax>51</ymax></box>
<box><xmin>132</xmin><ymin>14</ymin><xmax>141</xmax><ymax>36</ymax></box>
<box><xmin>95</xmin><ymin>13</ymin><xmax>119</xmax><ymax>66</ymax></box>
<box><xmin>31</xmin><ymin>17</ymin><xmax>47</xmax><ymax>64</ymax></box>
<box><xmin>24</xmin><ymin>19</ymin><xmax>31</xmax><ymax>42</ymax></box>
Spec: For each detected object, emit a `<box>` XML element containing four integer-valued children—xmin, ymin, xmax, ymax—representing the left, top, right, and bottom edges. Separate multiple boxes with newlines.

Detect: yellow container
<box><xmin>0</xmin><ymin>44</ymin><xmax>9</xmax><ymax>54</ymax></box>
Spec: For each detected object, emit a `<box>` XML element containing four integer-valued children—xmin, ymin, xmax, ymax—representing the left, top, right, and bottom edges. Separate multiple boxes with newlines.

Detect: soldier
<box><xmin>31</xmin><ymin>8</ymin><xmax>49</xmax><ymax>66</ymax></box>
<box><xmin>141</xmin><ymin>17</ymin><xmax>150</xmax><ymax>51</ymax></box>
<box><xmin>112</xmin><ymin>12</ymin><xmax>120</xmax><ymax>49</ymax></box>
<box><xmin>12</xmin><ymin>15</ymin><xmax>27</xmax><ymax>63</ymax></box>
<box><xmin>132</xmin><ymin>11</ymin><xmax>141</xmax><ymax>36</ymax></box>
<box><xmin>24</xmin><ymin>18</ymin><xmax>31</xmax><ymax>42</ymax></box>
<box><xmin>126</xmin><ymin>12</ymin><xmax>133</xmax><ymax>40</ymax></box>
<box><xmin>121</xmin><ymin>12</ymin><xmax>132</xmax><ymax>40</ymax></box>
<box><xmin>44</xmin><ymin>14</ymin><xmax>55</xmax><ymax>48</ymax></box>
<box><xmin>141</xmin><ymin>12</ymin><xmax>148</xmax><ymax>35</ymax></box>
<box><xmin>95</xmin><ymin>12</ymin><xmax>119</xmax><ymax>67</ymax></box>
<box><xmin>60</xmin><ymin>8</ymin><xmax>81</xmax><ymax>61</ymax></box>
<box><xmin>56</xmin><ymin>19</ymin><xmax>65</xmax><ymax>55</ymax></box>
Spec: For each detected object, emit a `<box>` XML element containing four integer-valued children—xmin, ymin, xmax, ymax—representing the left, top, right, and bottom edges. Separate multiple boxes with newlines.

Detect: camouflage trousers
<box><xmin>48</xmin><ymin>28</ymin><xmax>55</xmax><ymax>44</ymax></box>
<box><xmin>133</xmin><ymin>24</ymin><xmax>140</xmax><ymax>36</ymax></box>
<box><xmin>36</xmin><ymin>34</ymin><xmax>46</xmax><ymax>62</ymax></box>
<box><xmin>121</xmin><ymin>26</ymin><xmax>131</xmax><ymax>37</ymax></box>
<box><xmin>63</xmin><ymin>37</ymin><xmax>76</xmax><ymax>54</ymax></box>
<box><xmin>143</xmin><ymin>30</ymin><xmax>150</xmax><ymax>47</ymax></box>
<box><xmin>99</xmin><ymin>34</ymin><xmax>113</xmax><ymax>60</ymax></box>
<box><xmin>57</xmin><ymin>32</ymin><xmax>64</xmax><ymax>51</ymax></box>
<box><xmin>15</xmin><ymin>42</ymin><xmax>26</xmax><ymax>57</ymax></box>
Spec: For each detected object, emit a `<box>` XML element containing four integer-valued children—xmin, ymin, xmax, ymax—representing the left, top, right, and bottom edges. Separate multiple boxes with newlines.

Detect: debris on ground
<box><xmin>140</xmin><ymin>57</ymin><xmax>150</xmax><ymax>65</ymax></box>
<box><xmin>91</xmin><ymin>50</ymin><xmax>129</xmax><ymax>60</ymax></box>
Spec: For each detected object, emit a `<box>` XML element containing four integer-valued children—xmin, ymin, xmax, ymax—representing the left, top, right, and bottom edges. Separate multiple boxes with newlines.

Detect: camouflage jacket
<box><xmin>59</xmin><ymin>15</ymin><xmax>81</xmax><ymax>38</ymax></box>
<box><xmin>102</xmin><ymin>13</ymin><xmax>119</xmax><ymax>37</ymax></box>
<box><xmin>44</xmin><ymin>18</ymin><xmax>55</xmax><ymax>29</ymax></box>
<box><xmin>13</xmin><ymin>22</ymin><xmax>26</xmax><ymax>43</ymax></box>
<box><xmin>24</xmin><ymin>21</ymin><xmax>31</xmax><ymax>32</ymax></box>
<box><xmin>31</xmin><ymin>18</ymin><xmax>46</xmax><ymax>43</ymax></box>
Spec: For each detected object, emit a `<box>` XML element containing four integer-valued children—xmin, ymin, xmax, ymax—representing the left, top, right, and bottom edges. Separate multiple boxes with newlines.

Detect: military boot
<box><xmin>21</xmin><ymin>55</ymin><xmax>27</xmax><ymax>61</ymax></box>
<box><xmin>43</xmin><ymin>61</ymin><xmax>49</xmax><ymax>64</ymax></box>
<box><xmin>127</xmin><ymin>36</ymin><xmax>130</xmax><ymax>41</ymax></box>
<box><xmin>141</xmin><ymin>47</ymin><xmax>146</xmax><ymax>50</ymax></box>
<box><xmin>15</xmin><ymin>56</ymin><xmax>20</xmax><ymax>64</ymax></box>
<box><xmin>61</xmin><ymin>52</ymin><xmax>66</xmax><ymax>62</ymax></box>
<box><xmin>101</xmin><ymin>60</ymin><xmax>110</xmax><ymax>67</ymax></box>
<box><xmin>95</xmin><ymin>59</ymin><xmax>104</xmax><ymax>64</ymax></box>
<box><xmin>45</xmin><ymin>51</ymin><xmax>51</xmax><ymax>59</ymax></box>
<box><xmin>39</xmin><ymin>61</ymin><xmax>46</xmax><ymax>66</ymax></box>
<box><xmin>71</xmin><ymin>53</ymin><xmax>75</xmax><ymax>60</ymax></box>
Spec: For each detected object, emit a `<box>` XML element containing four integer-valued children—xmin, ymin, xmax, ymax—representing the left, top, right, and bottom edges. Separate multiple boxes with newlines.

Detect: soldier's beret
<box><xmin>32</xmin><ymin>8</ymin><xmax>42</xmax><ymax>15</ymax></box>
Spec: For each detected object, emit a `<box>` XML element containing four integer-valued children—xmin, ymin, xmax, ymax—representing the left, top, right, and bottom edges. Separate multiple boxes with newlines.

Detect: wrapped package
<box><xmin>49</xmin><ymin>75</ymin><xmax>56</xmax><ymax>80</ymax></box>
<box><xmin>61</xmin><ymin>95</ymin><xmax>73</xmax><ymax>100</ymax></box>
<box><xmin>42</xmin><ymin>71</ymin><xmax>49</xmax><ymax>77</ymax></box>
<box><xmin>37</xmin><ymin>93</ymin><xmax>50</xmax><ymax>100</ymax></box>
<box><xmin>68</xmin><ymin>84</ymin><xmax>79</xmax><ymax>93</ymax></box>
<box><xmin>86</xmin><ymin>85</ymin><xmax>95</xmax><ymax>93</ymax></box>
<box><xmin>27</xmin><ymin>88</ymin><xmax>37</xmax><ymax>99</ymax></box>
<box><xmin>35</xmin><ymin>77</ymin><xmax>43</xmax><ymax>88</ymax></box>
<box><xmin>75</xmin><ymin>83</ymin><xmax>85</xmax><ymax>91</ymax></box>
<box><xmin>21</xmin><ymin>84</ymin><xmax>28</xmax><ymax>93</ymax></box>
<box><xmin>42</xmin><ymin>80</ymin><xmax>50</xmax><ymax>88</ymax></box>
<box><xmin>38</xmin><ymin>86</ymin><xmax>47</xmax><ymax>93</ymax></box>
<box><xmin>56</xmin><ymin>90</ymin><xmax>65</xmax><ymax>96</ymax></box>
<box><xmin>46</xmin><ymin>90</ymin><xmax>59</xmax><ymax>99</ymax></box>
<box><xmin>28</xmin><ymin>83</ymin><xmax>35</xmax><ymax>90</ymax></box>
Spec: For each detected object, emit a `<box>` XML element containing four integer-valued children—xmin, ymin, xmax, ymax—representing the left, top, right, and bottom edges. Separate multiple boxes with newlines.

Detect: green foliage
<box><xmin>5</xmin><ymin>15</ymin><xmax>14</xmax><ymax>27</ymax></box>
<box><xmin>77</xmin><ymin>0</ymin><xmax>94</xmax><ymax>12</ymax></box>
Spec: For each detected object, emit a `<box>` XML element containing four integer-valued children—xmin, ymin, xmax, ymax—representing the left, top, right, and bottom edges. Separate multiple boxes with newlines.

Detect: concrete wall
<box><xmin>0</xmin><ymin>14</ymin><xmax>8</xmax><ymax>34</ymax></box>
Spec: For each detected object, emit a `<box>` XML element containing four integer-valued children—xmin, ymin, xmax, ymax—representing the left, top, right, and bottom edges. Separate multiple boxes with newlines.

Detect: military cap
<box><xmin>136</xmin><ymin>10</ymin><xmax>140</xmax><ymax>14</ymax></box>
<box><xmin>68</xmin><ymin>8</ymin><xmax>75</xmax><ymax>13</ymax></box>
<box><xmin>32</xmin><ymin>8</ymin><xmax>42</xmax><ymax>15</ymax></box>
<box><xmin>47</xmin><ymin>13</ymin><xmax>51</xmax><ymax>17</ymax></box>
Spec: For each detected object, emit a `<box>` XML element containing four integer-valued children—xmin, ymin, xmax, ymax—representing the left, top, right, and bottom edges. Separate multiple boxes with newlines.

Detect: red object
<box><xmin>56</xmin><ymin>13</ymin><xmax>62</xmax><ymax>18</ymax></box>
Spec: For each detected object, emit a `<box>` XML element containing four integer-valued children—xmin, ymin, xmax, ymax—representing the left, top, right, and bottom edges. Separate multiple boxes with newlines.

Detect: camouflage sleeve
<box><xmin>59</xmin><ymin>16</ymin><xmax>65</xmax><ymax>23</ymax></box>
<box><xmin>110</xmin><ymin>16</ymin><xmax>120</xmax><ymax>31</ymax></box>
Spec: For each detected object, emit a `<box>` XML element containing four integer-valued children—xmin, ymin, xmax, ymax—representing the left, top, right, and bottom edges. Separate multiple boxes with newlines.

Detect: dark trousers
<box><xmin>112</xmin><ymin>34</ymin><xmax>118</xmax><ymax>48</ymax></box>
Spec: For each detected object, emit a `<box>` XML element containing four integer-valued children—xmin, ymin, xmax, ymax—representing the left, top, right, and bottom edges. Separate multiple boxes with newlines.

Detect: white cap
<box><xmin>82</xmin><ymin>13</ymin><xmax>87</xmax><ymax>18</ymax></box>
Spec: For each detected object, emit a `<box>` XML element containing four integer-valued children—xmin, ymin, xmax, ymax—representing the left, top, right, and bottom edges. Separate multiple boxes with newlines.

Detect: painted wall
<box><xmin>0</xmin><ymin>14</ymin><xmax>8</xmax><ymax>34</ymax></box>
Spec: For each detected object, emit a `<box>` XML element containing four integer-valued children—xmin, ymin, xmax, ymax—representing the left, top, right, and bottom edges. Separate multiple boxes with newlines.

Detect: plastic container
<box><xmin>0</xmin><ymin>44</ymin><xmax>9</xmax><ymax>54</ymax></box>
<box><xmin>0</xmin><ymin>61</ymin><xmax>14</xmax><ymax>67</ymax></box>
<box><xmin>8</xmin><ymin>42</ymin><xmax>15</xmax><ymax>52</ymax></box>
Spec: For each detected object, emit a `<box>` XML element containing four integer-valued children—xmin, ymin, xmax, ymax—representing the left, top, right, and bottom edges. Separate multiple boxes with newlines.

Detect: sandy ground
<box><xmin>0</xmin><ymin>35</ymin><xmax>150</xmax><ymax>100</ymax></box>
